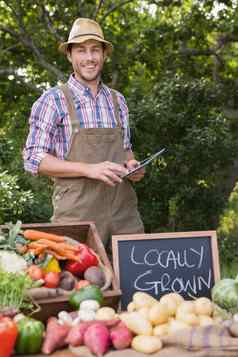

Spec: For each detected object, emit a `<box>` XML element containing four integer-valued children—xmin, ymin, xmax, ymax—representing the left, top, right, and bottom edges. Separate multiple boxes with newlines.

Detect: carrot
<box><xmin>60</xmin><ymin>251</ymin><xmax>80</xmax><ymax>261</ymax></box>
<box><xmin>27</xmin><ymin>247</ymin><xmax>46</xmax><ymax>256</ymax></box>
<box><xmin>27</xmin><ymin>238</ymin><xmax>80</xmax><ymax>261</ymax></box>
<box><xmin>28</xmin><ymin>242</ymin><xmax>48</xmax><ymax>249</ymax></box>
<box><xmin>56</xmin><ymin>243</ymin><xmax>79</xmax><ymax>252</ymax></box>
<box><xmin>23</xmin><ymin>229</ymin><xmax>65</xmax><ymax>242</ymax></box>
<box><xmin>35</xmin><ymin>239</ymin><xmax>78</xmax><ymax>252</ymax></box>
<box><xmin>45</xmin><ymin>249</ymin><xmax>67</xmax><ymax>260</ymax></box>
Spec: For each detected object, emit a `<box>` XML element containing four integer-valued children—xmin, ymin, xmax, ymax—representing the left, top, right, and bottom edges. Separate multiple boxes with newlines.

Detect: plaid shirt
<box><xmin>23</xmin><ymin>74</ymin><xmax>132</xmax><ymax>175</ymax></box>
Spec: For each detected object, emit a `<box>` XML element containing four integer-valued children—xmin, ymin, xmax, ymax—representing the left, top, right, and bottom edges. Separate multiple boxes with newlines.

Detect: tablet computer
<box><xmin>122</xmin><ymin>148</ymin><xmax>166</xmax><ymax>178</ymax></box>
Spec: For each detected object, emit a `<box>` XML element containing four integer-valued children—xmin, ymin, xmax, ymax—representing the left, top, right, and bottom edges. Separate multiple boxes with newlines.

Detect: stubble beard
<box><xmin>75</xmin><ymin>62</ymin><xmax>103</xmax><ymax>84</ymax></box>
<box><xmin>80</xmin><ymin>71</ymin><xmax>101</xmax><ymax>83</ymax></box>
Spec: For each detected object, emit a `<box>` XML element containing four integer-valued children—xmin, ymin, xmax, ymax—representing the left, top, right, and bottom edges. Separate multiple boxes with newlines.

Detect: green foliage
<box><xmin>129</xmin><ymin>73</ymin><xmax>237</xmax><ymax>232</ymax></box>
<box><xmin>218</xmin><ymin>183</ymin><xmax>238</xmax><ymax>274</ymax></box>
<box><xmin>0</xmin><ymin>171</ymin><xmax>34</xmax><ymax>224</ymax></box>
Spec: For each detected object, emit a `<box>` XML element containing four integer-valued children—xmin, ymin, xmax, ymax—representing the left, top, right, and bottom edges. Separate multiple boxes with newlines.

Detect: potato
<box><xmin>127</xmin><ymin>302</ymin><xmax>136</xmax><ymax>312</ymax></box>
<box><xmin>138</xmin><ymin>307</ymin><xmax>150</xmax><ymax>319</ymax></box>
<box><xmin>132</xmin><ymin>335</ymin><xmax>162</xmax><ymax>354</ymax></box>
<box><xmin>153</xmin><ymin>323</ymin><xmax>169</xmax><ymax>337</ymax></box>
<box><xmin>132</xmin><ymin>292</ymin><xmax>157</xmax><ymax>309</ymax></box>
<box><xmin>198</xmin><ymin>315</ymin><xmax>214</xmax><ymax>326</ymax></box>
<box><xmin>120</xmin><ymin>312</ymin><xmax>152</xmax><ymax>336</ymax></box>
<box><xmin>194</xmin><ymin>297</ymin><xmax>213</xmax><ymax>316</ymax></box>
<box><xmin>160</xmin><ymin>293</ymin><xmax>184</xmax><ymax>308</ymax></box>
<box><xmin>228</xmin><ymin>321</ymin><xmax>238</xmax><ymax>337</ymax></box>
<box><xmin>168</xmin><ymin>319</ymin><xmax>191</xmax><ymax>334</ymax></box>
<box><xmin>176</xmin><ymin>312</ymin><xmax>199</xmax><ymax>326</ymax></box>
<box><xmin>159</xmin><ymin>296</ymin><xmax>177</xmax><ymax>316</ymax></box>
<box><xmin>96</xmin><ymin>307</ymin><xmax>116</xmax><ymax>320</ymax></box>
<box><xmin>176</xmin><ymin>301</ymin><xmax>195</xmax><ymax>316</ymax></box>
<box><xmin>148</xmin><ymin>302</ymin><xmax>170</xmax><ymax>325</ymax></box>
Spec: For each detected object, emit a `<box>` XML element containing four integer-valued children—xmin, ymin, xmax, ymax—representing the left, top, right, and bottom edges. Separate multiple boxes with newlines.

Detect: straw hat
<box><xmin>59</xmin><ymin>18</ymin><xmax>113</xmax><ymax>55</ymax></box>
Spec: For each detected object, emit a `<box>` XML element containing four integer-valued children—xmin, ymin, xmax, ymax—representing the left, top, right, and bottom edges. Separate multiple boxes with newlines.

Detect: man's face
<box><xmin>67</xmin><ymin>40</ymin><xmax>105</xmax><ymax>84</ymax></box>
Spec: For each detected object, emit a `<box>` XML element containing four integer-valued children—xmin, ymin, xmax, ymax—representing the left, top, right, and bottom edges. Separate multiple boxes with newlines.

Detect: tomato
<box><xmin>0</xmin><ymin>317</ymin><xmax>18</xmax><ymax>357</ymax></box>
<box><xmin>44</xmin><ymin>272</ymin><xmax>60</xmax><ymax>288</ymax></box>
<box><xmin>27</xmin><ymin>265</ymin><xmax>44</xmax><ymax>281</ymax></box>
<box><xmin>75</xmin><ymin>280</ymin><xmax>91</xmax><ymax>290</ymax></box>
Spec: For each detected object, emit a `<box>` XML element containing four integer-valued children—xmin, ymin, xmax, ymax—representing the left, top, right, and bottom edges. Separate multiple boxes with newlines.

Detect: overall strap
<box><xmin>59</xmin><ymin>84</ymin><xmax>79</xmax><ymax>130</ymax></box>
<box><xmin>110</xmin><ymin>89</ymin><xmax>121</xmax><ymax>128</ymax></box>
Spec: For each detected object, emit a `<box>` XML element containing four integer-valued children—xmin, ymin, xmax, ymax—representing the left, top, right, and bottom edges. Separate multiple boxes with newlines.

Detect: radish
<box><xmin>83</xmin><ymin>322</ymin><xmax>110</xmax><ymax>356</ymax></box>
<box><xmin>110</xmin><ymin>321</ymin><xmax>133</xmax><ymax>350</ymax></box>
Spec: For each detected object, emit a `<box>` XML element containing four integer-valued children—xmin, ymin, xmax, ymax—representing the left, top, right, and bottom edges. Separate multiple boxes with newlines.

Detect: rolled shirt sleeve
<box><xmin>23</xmin><ymin>91</ymin><xmax>59</xmax><ymax>175</ymax></box>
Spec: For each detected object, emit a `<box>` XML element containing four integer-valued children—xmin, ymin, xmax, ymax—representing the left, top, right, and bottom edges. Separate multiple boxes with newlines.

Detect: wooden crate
<box><xmin>0</xmin><ymin>221</ymin><xmax>121</xmax><ymax>321</ymax></box>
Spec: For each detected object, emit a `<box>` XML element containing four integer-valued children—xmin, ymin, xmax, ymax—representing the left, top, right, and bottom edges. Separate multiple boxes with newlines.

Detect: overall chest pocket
<box><xmin>85</xmin><ymin>134</ymin><xmax>116</xmax><ymax>144</ymax></box>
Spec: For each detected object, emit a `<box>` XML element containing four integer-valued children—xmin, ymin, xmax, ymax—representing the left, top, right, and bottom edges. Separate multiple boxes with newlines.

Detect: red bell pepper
<box><xmin>0</xmin><ymin>316</ymin><xmax>18</xmax><ymax>357</ymax></box>
<box><xmin>65</xmin><ymin>243</ymin><xmax>99</xmax><ymax>276</ymax></box>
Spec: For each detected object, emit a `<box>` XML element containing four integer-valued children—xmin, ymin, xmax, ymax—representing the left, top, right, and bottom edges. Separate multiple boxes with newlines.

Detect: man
<box><xmin>23</xmin><ymin>18</ymin><xmax>144</xmax><ymax>244</ymax></box>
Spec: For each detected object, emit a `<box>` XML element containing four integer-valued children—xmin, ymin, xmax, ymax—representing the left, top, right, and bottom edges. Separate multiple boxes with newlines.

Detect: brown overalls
<box><xmin>52</xmin><ymin>84</ymin><xmax>144</xmax><ymax>244</ymax></box>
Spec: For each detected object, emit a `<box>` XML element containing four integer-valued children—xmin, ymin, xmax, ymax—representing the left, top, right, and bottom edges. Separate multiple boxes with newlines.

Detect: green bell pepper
<box><xmin>15</xmin><ymin>317</ymin><xmax>45</xmax><ymax>354</ymax></box>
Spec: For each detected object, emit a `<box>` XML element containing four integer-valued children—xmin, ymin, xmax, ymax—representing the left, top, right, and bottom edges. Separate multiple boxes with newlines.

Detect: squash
<box><xmin>212</xmin><ymin>276</ymin><xmax>238</xmax><ymax>313</ymax></box>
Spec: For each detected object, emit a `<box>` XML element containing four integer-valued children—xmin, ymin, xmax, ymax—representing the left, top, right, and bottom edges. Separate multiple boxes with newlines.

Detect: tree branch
<box><xmin>0</xmin><ymin>1</ymin><xmax>66</xmax><ymax>81</ymax></box>
<box><xmin>216</xmin><ymin>32</ymin><xmax>238</xmax><ymax>50</ymax></box>
<box><xmin>0</xmin><ymin>24</ymin><xmax>66</xmax><ymax>82</ymax></box>
<box><xmin>77</xmin><ymin>0</ymin><xmax>85</xmax><ymax>14</ymax></box>
<box><xmin>149</xmin><ymin>0</ymin><xmax>182</xmax><ymax>6</ymax></box>
<box><xmin>0</xmin><ymin>68</ymin><xmax>42</xmax><ymax>93</ymax></box>
<box><xmin>179</xmin><ymin>31</ymin><xmax>238</xmax><ymax>59</ymax></box>
<box><xmin>100</xmin><ymin>0</ymin><xmax>134</xmax><ymax>22</ymax></box>
<box><xmin>38</xmin><ymin>3</ymin><xmax>64</xmax><ymax>42</ymax></box>
<box><xmin>93</xmin><ymin>0</ymin><xmax>105</xmax><ymax>20</ymax></box>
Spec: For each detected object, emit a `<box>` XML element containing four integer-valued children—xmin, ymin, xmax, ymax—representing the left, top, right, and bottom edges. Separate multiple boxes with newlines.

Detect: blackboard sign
<box><xmin>112</xmin><ymin>231</ymin><xmax>220</xmax><ymax>310</ymax></box>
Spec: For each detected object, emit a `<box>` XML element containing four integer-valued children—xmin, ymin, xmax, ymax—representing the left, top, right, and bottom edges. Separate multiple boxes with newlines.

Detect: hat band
<box><xmin>70</xmin><ymin>33</ymin><xmax>104</xmax><ymax>41</ymax></box>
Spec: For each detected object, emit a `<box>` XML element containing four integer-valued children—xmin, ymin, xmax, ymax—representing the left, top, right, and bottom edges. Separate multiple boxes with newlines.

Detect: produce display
<box><xmin>2</xmin><ymin>221</ymin><xmax>238</xmax><ymax>356</ymax></box>
<box><xmin>0</xmin><ymin>222</ymin><xmax>113</xmax><ymax>312</ymax></box>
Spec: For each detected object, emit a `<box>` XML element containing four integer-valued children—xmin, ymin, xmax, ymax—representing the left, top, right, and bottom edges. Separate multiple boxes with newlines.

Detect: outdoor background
<box><xmin>1</xmin><ymin>0</ymin><xmax>238</xmax><ymax>275</ymax></box>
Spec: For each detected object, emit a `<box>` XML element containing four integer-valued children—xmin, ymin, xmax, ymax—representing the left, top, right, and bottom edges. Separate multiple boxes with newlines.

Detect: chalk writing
<box><xmin>114</xmin><ymin>233</ymin><xmax>218</xmax><ymax>308</ymax></box>
<box><xmin>134</xmin><ymin>269</ymin><xmax>212</xmax><ymax>296</ymax></box>
<box><xmin>131</xmin><ymin>245</ymin><xmax>204</xmax><ymax>269</ymax></box>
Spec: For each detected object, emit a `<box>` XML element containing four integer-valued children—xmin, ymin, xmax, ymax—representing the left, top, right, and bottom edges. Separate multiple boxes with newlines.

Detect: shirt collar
<box><xmin>67</xmin><ymin>73</ymin><xmax>111</xmax><ymax>97</ymax></box>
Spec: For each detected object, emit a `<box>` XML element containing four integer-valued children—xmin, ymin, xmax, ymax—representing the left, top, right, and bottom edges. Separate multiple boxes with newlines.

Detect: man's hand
<box><xmin>85</xmin><ymin>161</ymin><xmax>128</xmax><ymax>186</ymax></box>
<box><xmin>125</xmin><ymin>159</ymin><xmax>145</xmax><ymax>182</ymax></box>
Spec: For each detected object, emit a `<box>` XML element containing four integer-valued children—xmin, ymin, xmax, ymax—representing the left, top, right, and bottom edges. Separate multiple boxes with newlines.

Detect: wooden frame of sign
<box><xmin>112</xmin><ymin>231</ymin><xmax>220</xmax><ymax>310</ymax></box>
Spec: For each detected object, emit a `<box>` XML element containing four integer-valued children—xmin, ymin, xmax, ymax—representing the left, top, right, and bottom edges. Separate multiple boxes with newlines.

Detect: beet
<box><xmin>84</xmin><ymin>266</ymin><xmax>105</xmax><ymax>287</ymax></box>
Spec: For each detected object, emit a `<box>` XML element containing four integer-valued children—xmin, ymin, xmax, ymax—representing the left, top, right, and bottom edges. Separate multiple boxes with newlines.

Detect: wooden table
<box><xmin>28</xmin><ymin>347</ymin><xmax>231</xmax><ymax>357</ymax></box>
